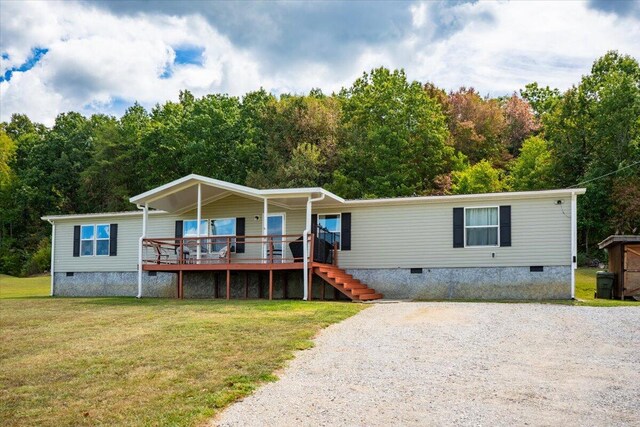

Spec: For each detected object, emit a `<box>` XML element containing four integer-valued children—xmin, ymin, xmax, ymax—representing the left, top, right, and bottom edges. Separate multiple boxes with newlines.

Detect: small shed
<box><xmin>598</xmin><ymin>235</ymin><xmax>640</xmax><ymax>299</ymax></box>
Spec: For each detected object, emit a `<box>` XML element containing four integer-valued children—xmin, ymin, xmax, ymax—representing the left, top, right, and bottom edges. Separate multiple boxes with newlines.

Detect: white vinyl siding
<box><xmin>316</xmin><ymin>195</ymin><xmax>572</xmax><ymax>268</ymax></box>
<box><xmin>52</xmin><ymin>193</ymin><xmax>572</xmax><ymax>272</ymax></box>
<box><xmin>54</xmin><ymin>217</ymin><xmax>139</xmax><ymax>272</ymax></box>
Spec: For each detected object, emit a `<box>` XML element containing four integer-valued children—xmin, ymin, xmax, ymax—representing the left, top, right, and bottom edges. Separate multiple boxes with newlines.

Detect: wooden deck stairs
<box><xmin>314</xmin><ymin>265</ymin><xmax>383</xmax><ymax>301</ymax></box>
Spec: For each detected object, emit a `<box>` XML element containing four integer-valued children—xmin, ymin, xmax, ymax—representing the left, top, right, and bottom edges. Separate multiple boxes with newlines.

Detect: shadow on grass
<box><xmin>75</xmin><ymin>297</ymin><xmax>352</xmax><ymax>309</ymax></box>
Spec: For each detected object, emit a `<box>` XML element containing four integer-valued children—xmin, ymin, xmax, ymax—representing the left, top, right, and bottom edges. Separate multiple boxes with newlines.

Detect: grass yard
<box><xmin>0</xmin><ymin>276</ymin><xmax>366</xmax><ymax>426</ymax></box>
<box><xmin>574</xmin><ymin>268</ymin><xmax>639</xmax><ymax>307</ymax></box>
<box><xmin>0</xmin><ymin>274</ymin><xmax>50</xmax><ymax>298</ymax></box>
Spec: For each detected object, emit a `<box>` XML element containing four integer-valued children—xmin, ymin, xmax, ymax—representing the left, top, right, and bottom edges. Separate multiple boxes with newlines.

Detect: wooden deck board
<box><xmin>142</xmin><ymin>262</ymin><xmax>309</xmax><ymax>272</ymax></box>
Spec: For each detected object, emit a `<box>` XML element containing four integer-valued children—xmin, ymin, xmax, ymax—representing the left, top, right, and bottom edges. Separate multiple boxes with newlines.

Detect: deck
<box><xmin>141</xmin><ymin>234</ymin><xmax>337</xmax><ymax>299</ymax></box>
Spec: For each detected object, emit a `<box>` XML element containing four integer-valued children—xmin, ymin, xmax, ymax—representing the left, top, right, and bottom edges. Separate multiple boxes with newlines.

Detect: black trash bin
<box><xmin>596</xmin><ymin>271</ymin><xmax>615</xmax><ymax>299</ymax></box>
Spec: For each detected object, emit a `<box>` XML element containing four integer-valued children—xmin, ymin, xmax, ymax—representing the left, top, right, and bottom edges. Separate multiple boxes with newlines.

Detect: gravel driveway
<box><xmin>215</xmin><ymin>302</ymin><xmax>640</xmax><ymax>426</ymax></box>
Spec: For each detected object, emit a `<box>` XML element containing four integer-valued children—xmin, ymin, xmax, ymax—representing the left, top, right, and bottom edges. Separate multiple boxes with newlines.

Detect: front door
<box><xmin>267</xmin><ymin>214</ymin><xmax>285</xmax><ymax>261</ymax></box>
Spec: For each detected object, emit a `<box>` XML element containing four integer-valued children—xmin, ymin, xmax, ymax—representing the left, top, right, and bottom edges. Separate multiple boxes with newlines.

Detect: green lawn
<box><xmin>0</xmin><ymin>274</ymin><xmax>50</xmax><ymax>298</ymax></box>
<box><xmin>0</xmin><ymin>276</ymin><xmax>366</xmax><ymax>426</ymax></box>
<box><xmin>574</xmin><ymin>268</ymin><xmax>639</xmax><ymax>307</ymax></box>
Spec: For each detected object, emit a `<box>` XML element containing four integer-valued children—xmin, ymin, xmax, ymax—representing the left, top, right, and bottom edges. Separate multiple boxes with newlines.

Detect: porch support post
<box><xmin>571</xmin><ymin>191</ymin><xmax>577</xmax><ymax>299</ymax></box>
<box><xmin>303</xmin><ymin>196</ymin><xmax>311</xmax><ymax>300</ymax></box>
<box><xmin>137</xmin><ymin>202</ymin><xmax>148</xmax><ymax>298</ymax></box>
<box><xmin>263</xmin><ymin>197</ymin><xmax>268</xmax><ymax>261</ymax></box>
<box><xmin>196</xmin><ymin>183</ymin><xmax>202</xmax><ymax>262</ymax></box>
<box><xmin>303</xmin><ymin>193</ymin><xmax>325</xmax><ymax>301</ymax></box>
<box><xmin>48</xmin><ymin>220</ymin><xmax>55</xmax><ymax>296</ymax></box>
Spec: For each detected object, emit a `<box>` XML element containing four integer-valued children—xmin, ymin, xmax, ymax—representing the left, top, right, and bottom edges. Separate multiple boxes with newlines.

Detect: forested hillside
<box><xmin>1</xmin><ymin>51</ymin><xmax>638</xmax><ymax>276</ymax></box>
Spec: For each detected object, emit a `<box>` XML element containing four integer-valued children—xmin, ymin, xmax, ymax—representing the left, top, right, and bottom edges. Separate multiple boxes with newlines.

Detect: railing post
<box><xmin>179</xmin><ymin>239</ymin><xmax>184</xmax><ymax>265</ymax></box>
<box><xmin>310</xmin><ymin>233</ymin><xmax>315</xmax><ymax>265</ymax></box>
<box><xmin>269</xmin><ymin>237</ymin><xmax>274</xmax><ymax>264</ymax></box>
<box><xmin>333</xmin><ymin>241</ymin><xmax>338</xmax><ymax>266</ymax></box>
<box><xmin>226</xmin><ymin>236</ymin><xmax>231</xmax><ymax>264</ymax></box>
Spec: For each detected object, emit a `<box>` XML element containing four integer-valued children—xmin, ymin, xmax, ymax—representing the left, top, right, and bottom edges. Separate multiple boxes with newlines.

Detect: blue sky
<box><xmin>1</xmin><ymin>0</ymin><xmax>639</xmax><ymax>125</ymax></box>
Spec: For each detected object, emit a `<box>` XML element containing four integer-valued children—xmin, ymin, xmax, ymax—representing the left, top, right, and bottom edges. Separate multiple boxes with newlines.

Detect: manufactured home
<box><xmin>42</xmin><ymin>175</ymin><xmax>585</xmax><ymax>300</ymax></box>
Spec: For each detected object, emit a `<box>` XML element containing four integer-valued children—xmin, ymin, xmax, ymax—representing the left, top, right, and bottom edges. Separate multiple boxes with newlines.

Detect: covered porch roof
<box><xmin>128</xmin><ymin>174</ymin><xmax>345</xmax><ymax>213</ymax></box>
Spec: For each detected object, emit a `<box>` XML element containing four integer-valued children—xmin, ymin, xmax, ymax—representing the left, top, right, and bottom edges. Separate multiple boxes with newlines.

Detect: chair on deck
<box><xmin>200</xmin><ymin>245</ymin><xmax>229</xmax><ymax>263</ymax></box>
<box><xmin>150</xmin><ymin>241</ymin><xmax>171</xmax><ymax>264</ymax></box>
<box><xmin>289</xmin><ymin>236</ymin><xmax>304</xmax><ymax>262</ymax></box>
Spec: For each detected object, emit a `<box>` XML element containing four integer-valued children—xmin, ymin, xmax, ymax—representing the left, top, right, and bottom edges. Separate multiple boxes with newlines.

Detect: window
<box><xmin>183</xmin><ymin>220</ymin><xmax>208</xmax><ymax>237</ymax></box>
<box><xmin>318</xmin><ymin>214</ymin><xmax>341</xmax><ymax>249</ymax></box>
<box><xmin>211</xmin><ymin>218</ymin><xmax>236</xmax><ymax>252</ymax></box>
<box><xmin>96</xmin><ymin>224</ymin><xmax>110</xmax><ymax>256</ymax></box>
<box><xmin>80</xmin><ymin>224</ymin><xmax>110</xmax><ymax>256</ymax></box>
<box><xmin>465</xmin><ymin>207</ymin><xmax>499</xmax><ymax>247</ymax></box>
<box><xmin>80</xmin><ymin>225</ymin><xmax>95</xmax><ymax>256</ymax></box>
<box><xmin>183</xmin><ymin>219</ymin><xmax>209</xmax><ymax>253</ymax></box>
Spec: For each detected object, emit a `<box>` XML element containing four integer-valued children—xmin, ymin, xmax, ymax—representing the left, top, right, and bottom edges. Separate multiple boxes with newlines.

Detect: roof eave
<box><xmin>343</xmin><ymin>188</ymin><xmax>587</xmax><ymax>206</ymax></box>
<box><xmin>42</xmin><ymin>210</ymin><xmax>166</xmax><ymax>221</ymax></box>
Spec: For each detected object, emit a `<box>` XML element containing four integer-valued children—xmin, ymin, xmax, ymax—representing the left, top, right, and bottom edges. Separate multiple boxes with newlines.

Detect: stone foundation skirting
<box><xmin>345</xmin><ymin>266</ymin><xmax>572</xmax><ymax>300</ymax></box>
<box><xmin>53</xmin><ymin>271</ymin><xmax>177</xmax><ymax>297</ymax></box>
<box><xmin>52</xmin><ymin>270</ymin><xmax>338</xmax><ymax>299</ymax></box>
<box><xmin>54</xmin><ymin>266</ymin><xmax>571</xmax><ymax>300</ymax></box>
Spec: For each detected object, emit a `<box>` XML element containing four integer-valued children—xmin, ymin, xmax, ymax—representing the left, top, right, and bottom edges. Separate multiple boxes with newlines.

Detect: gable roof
<box><xmin>42</xmin><ymin>175</ymin><xmax>586</xmax><ymax>220</ymax></box>
<box><xmin>128</xmin><ymin>174</ymin><xmax>345</xmax><ymax>212</ymax></box>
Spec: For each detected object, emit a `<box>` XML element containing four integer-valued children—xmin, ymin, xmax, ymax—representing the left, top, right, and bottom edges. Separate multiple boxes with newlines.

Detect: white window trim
<box><xmin>80</xmin><ymin>224</ymin><xmax>111</xmax><ymax>257</ymax></box>
<box><xmin>463</xmin><ymin>206</ymin><xmax>500</xmax><ymax>248</ymax></box>
<box><xmin>317</xmin><ymin>213</ymin><xmax>342</xmax><ymax>250</ymax></box>
<box><xmin>210</xmin><ymin>217</ymin><xmax>237</xmax><ymax>252</ymax></box>
<box><xmin>267</xmin><ymin>213</ymin><xmax>287</xmax><ymax>259</ymax></box>
<box><xmin>80</xmin><ymin>224</ymin><xmax>95</xmax><ymax>257</ymax></box>
<box><xmin>267</xmin><ymin>213</ymin><xmax>286</xmax><ymax>236</ymax></box>
<box><xmin>183</xmin><ymin>219</ymin><xmax>209</xmax><ymax>237</ymax></box>
<box><xmin>95</xmin><ymin>224</ymin><xmax>110</xmax><ymax>257</ymax></box>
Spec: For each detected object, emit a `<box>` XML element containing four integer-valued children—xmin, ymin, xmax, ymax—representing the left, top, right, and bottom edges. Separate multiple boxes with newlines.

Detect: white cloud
<box><xmin>1</xmin><ymin>0</ymin><xmax>639</xmax><ymax>125</ymax></box>
<box><xmin>410</xmin><ymin>2</ymin><xmax>429</xmax><ymax>29</ymax></box>
<box><xmin>401</xmin><ymin>1</ymin><xmax>640</xmax><ymax>94</ymax></box>
<box><xmin>0</xmin><ymin>0</ymin><xmax>263</xmax><ymax>124</ymax></box>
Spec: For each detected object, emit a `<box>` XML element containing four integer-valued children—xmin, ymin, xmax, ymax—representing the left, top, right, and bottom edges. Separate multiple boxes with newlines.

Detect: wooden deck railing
<box><xmin>142</xmin><ymin>234</ymin><xmax>320</xmax><ymax>266</ymax></box>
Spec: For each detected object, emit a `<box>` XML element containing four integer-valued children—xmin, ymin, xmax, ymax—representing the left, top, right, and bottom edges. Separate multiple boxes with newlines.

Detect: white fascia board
<box><xmin>41</xmin><ymin>210</ymin><xmax>166</xmax><ymax>221</ymax></box>
<box><xmin>343</xmin><ymin>188</ymin><xmax>587</xmax><ymax>207</ymax></box>
<box><xmin>258</xmin><ymin>187</ymin><xmax>345</xmax><ymax>203</ymax></box>
<box><xmin>129</xmin><ymin>174</ymin><xmax>348</xmax><ymax>206</ymax></box>
<box><xmin>129</xmin><ymin>174</ymin><xmax>198</xmax><ymax>204</ymax></box>
<box><xmin>129</xmin><ymin>174</ymin><xmax>583</xmax><ymax>211</ymax></box>
<box><xmin>129</xmin><ymin>174</ymin><xmax>261</xmax><ymax>204</ymax></box>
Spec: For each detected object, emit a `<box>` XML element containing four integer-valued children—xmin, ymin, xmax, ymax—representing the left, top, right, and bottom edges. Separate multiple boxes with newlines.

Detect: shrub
<box><xmin>21</xmin><ymin>238</ymin><xmax>51</xmax><ymax>276</ymax></box>
<box><xmin>0</xmin><ymin>238</ymin><xmax>26</xmax><ymax>276</ymax></box>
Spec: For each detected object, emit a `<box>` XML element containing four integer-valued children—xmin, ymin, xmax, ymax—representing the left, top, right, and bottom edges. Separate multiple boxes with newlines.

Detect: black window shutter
<box><xmin>341</xmin><ymin>212</ymin><xmax>351</xmax><ymax>251</ymax></box>
<box><xmin>109</xmin><ymin>224</ymin><xmax>118</xmax><ymax>256</ymax></box>
<box><xmin>235</xmin><ymin>217</ymin><xmax>245</xmax><ymax>253</ymax></box>
<box><xmin>175</xmin><ymin>220</ymin><xmax>183</xmax><ymax>254</ymax></box>
<box><xmin>73</xmin><ymin>225</ymin><xmax>80</xmax><ymax>257</ymax></box>
<box><xmin>500</xmin><ymin>205</ymin><xmax>511</xmax><ymax>247</ymax></box>
<box><xmin>453</xmin><ymin>208</ymin><xmax>464</xmax><ymax>248</ymax></box>
<box><xmin>311</xmin><ymin>214</ymin><xmax>318</xmax><ymax>234</ymax></box>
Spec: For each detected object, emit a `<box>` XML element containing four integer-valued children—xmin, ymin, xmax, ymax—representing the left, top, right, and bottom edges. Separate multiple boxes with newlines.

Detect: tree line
<box><xmin>1</xmin><ymin>51</ymin><xmax>638</xmax><ymax>276</ymax></box>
